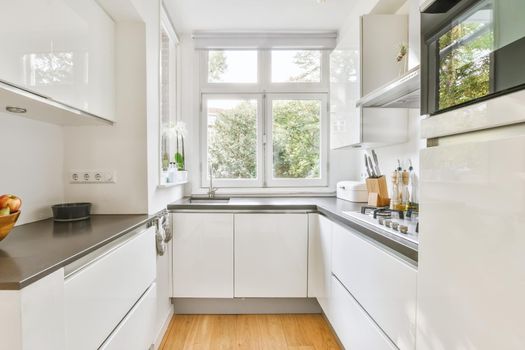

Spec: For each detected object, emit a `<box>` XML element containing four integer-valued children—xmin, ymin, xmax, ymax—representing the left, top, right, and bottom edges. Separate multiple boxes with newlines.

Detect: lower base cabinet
<box><xmin>64</xmin><ymin>227</ymin><xmax>156</xmax><ymax>350</ymax></box>
<box><xmin>100</xmin><ymin>283</ymin><xmax>157</xmax><ymax>350</ymax></box>
<box><xmin>171</xmin><ymin>213</ymin><xmax>308</xmax><ymax>299</ymax></box>
<box><xmin>172</xmin><ymin>213</ymin><xmax>234</xmax><ymax>298</ymax></box>
<box><xmin>307</xmin><ymin>214</ymin><xmax>333</xmax><ymax>318</ymax></box>
<box><xmin>234</xmin><ymin>213</ymin><xmax>308</xmax><ymax>297</ymax></box>
<box><xmin>331</xmin><ymin>276</ymin><xmax>397</xmax><ymax>350</ymax></box>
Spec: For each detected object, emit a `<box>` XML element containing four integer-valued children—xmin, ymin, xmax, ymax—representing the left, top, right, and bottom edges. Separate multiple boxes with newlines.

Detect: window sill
<box><xmin>158</xmin><ymin>180</ymin><xmax>188</xmax><ymax>189</ymax></box>
<box><xmin>192</xmin><ymin>186</ymin><xmax>335</xmax><ymax>197</ymax></box>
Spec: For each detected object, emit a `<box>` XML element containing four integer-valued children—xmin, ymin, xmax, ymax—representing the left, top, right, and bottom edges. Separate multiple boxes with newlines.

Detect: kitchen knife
<box><xmin>367</xmin><ymin>155</ymin><xmax>377</xmax><ymax>178</ymax></box>
<box><xmin>371</xmin><ymin>150</ymin><xmax>381</xmax><ymax>176</ymax></box>
<box><xmin>364</xmin><ymin>155</ymin><xmax>373</xmax><ymax>178</ymax></box>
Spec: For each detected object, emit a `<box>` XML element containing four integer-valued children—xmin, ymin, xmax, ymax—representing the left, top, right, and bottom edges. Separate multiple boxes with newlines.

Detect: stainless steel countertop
<box><xmin>169</xmin><ymin>197</ymin><xmax>418</xmax><ymax>264</ymax></box>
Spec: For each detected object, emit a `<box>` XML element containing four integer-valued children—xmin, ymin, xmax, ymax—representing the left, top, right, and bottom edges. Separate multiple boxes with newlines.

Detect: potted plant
<box><xmin>171</xmin><ymin>122</ymin><xmax>188</xmax><ymax>183</ymax></box>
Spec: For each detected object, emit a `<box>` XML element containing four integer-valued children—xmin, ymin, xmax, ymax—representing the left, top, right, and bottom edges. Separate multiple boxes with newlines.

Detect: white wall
<box><xmin>62</xmin><ymin>21</ymin><xmax>149</xmax><ymax>215</ymax></box>
<box><xmin>64</xmin><ymin>0</ymin><xmax>185</xmax><ymax>215</ymax></box>
<box><xmin>353</xmin><ymin>110</ymin><xmax>424</xmax><ymax>191</ymax></box>
<box><xmin>0</xmin><ymin>114</ymin><xmax>64</xmax><ymax>224</ymax></box>
<box><xmin>143</xmin><ymin>0</ymin><xmax>186</xmax><ymax>213</ymax></box>
<box><xmin>338</xmin><ymin>0</ymin><xmax>424</xmax><ymax>196</ymax></box>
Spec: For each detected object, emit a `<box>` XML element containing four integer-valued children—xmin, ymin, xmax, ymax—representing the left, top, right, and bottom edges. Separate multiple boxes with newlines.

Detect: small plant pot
<box><xmin>52</xmin><ymin>203</ymin><xmax>92</xmax><ymax>222</ymax></box>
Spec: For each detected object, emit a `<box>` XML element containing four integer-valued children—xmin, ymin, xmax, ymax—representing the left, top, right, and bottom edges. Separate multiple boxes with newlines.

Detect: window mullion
<box><xmin>262</xmin><ymin>92</ymin><xmax>268</xmax><ymax>188</ymax></box>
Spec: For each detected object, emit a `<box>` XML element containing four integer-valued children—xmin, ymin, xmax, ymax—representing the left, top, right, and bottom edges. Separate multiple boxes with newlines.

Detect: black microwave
<box><xmin>421</xmin><ymin>0</ymin><xmax>525</xmax><ymax>116</ymax></box>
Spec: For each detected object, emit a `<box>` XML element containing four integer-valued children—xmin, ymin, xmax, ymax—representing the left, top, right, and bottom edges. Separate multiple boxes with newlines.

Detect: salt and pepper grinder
<box><xmin>391</xmin><ymin>161</ymin><xmax>403</xmax><ymax>211</ymax></box>
<box><xmin>401</xmin><ymin>169</ymin><xmax>410</xmax><ymax>210</ymax></box>
<box><xmin>408</xmin><ymin>159</ymin><xmax>419</xmax><ymax>212</ymax></box>
<box><xmin>390</xmin><ymin>170</ymin><xmax>398</xmax><ymax>210</ymax></box>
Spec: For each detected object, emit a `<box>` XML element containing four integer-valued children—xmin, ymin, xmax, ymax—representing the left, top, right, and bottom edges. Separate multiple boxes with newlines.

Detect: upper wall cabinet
<box><xmin>330</xmin><ymin>15</ymin><xmax>409</xmax><ymax>149</ymax></box>
<box><xmin>0</xmin><ymin>0</ymin><xmax>115</xmax><ymax>124</ymax></box>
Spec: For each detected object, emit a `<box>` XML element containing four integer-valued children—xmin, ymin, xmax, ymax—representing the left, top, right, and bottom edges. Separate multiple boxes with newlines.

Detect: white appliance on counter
<box><xmin>336</xmin><ymin>181</ymin><xmax>368</xmax><ymax>203</ymax></box>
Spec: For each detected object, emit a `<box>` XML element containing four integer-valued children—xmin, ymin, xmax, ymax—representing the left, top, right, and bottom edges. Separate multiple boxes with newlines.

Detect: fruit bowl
<box><xmin>0</xmin><ymin>211</ymin><xmax>21</xmax><ymax>241</ymax></box>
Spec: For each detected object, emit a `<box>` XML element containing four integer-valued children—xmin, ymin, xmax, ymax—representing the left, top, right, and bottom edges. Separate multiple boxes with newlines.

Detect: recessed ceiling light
<box><xmin>6</xmin><ymin>106</ymin><xmax>27</xmax><ymax>114</ymax></box>
<box><xmin>316</xmin><ymin>0</ymin><xmax>327</xmax><ymax>3</ymax></box>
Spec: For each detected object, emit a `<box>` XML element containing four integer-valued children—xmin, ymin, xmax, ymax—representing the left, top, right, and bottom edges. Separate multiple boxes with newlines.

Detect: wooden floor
<box><xmin>160</xmin><ymin>314</ymin><xmax>342</xmax><ymax>350</ymax></box>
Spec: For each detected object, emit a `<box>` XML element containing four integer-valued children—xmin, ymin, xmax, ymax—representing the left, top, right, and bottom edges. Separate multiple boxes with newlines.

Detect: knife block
<box><xmin>366</xmin><ymin>176</ymin><xmax>390</xmax><ymax>207</ymax></box>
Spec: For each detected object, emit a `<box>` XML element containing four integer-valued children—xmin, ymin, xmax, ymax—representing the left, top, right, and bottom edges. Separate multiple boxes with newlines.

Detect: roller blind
<box><xmin>192</xmin><ymin>31</ymin><xmax>338</xmax><ymax>50</ymax></box>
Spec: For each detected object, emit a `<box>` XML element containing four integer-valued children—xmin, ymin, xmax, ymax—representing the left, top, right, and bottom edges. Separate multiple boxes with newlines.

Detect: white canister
<box><xmin>336</xmin><ymin>181</ymin><xmax>368</xmax><ymax>203</ymax></box>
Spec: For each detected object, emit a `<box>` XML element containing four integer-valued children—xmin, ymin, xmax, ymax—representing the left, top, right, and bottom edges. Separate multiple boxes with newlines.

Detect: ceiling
<box><xmin>164</xmin><ymin>0</ymin><xmax>356</xmax><ymax>33</ymax></box>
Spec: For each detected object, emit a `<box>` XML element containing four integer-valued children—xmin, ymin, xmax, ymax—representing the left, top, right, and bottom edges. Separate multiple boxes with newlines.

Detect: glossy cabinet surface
<box><xmin>332</xmin><ymin>222</ymin><xmax>417</xmax><ymax>350</ymax></box>
<box><xmin>418</xmin><ymin>133</ymin><xmax>525</xmax><ymax>350</ymax></box>
<box><xmin>331</xmin><ymin>276</ymin><xmax>397</xmax><ymax>350</ymax></box>
<box><xmin>172</xmin><ymin>213</ymin><xmax>234</xmax><ymax>298</ymax></box>
<box><xmin>156</xmin><ymin>234</ymin><xmax>173</xmax><ymax>339</ymax></box>
<box><xmin>307</xmin><ymin>214</ymin><xmax>333</xmax><ymax>318</ymax></box>
<box><xmin>100</xmin><ymin>283</ymin><xmax>157</xmax><ymax>350</ymax></box>
<box><xmin>329</xmin><ymin>15</ymin><xmax>408</xmax><ymax>148</ymax></box>
<box><xmin>0</xmin><ymin>0</ymin><xmax>115</xmax><ymax>120</ymax></box>
<box><xmin>64</xmin><ymin>227</ymin><xmax>156</xmax><ymax>350</ymax></box>
<box><xmin>329</xmin><ymin>15</ymin><xmax>361</xmax><ymax>149</ymax></box>
<box><xmin>234</xmin><ymin>213</ymin><xmax>308</xmax><ymax>297</ymax></box>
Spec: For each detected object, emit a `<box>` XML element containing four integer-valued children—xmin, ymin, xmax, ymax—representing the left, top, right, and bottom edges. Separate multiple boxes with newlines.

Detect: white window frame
<box><xmin>200</xmin><ymin>49</ymin><xmax>330</xmax><ymax>189</ymax></box>
<box><xmin>201</xmin><ymin>94</ymin><xmax>264</xmax><ymax>188</ymax></box>
<box><xmin>265</xmin><ymin>93</ymin><xmax>329</xmax><ymax>187</ymax></box>
<box><xmin>159</xmin><ymin>6</ymin><xmax>180</xmax><ymax>186</ymax></box>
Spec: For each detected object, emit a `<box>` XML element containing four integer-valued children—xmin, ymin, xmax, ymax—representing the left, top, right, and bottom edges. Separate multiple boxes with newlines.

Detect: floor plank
<box><xmin>160</xmin><ymin>314</ymin><xmax>341</xmax><ymax>350</ymax></box>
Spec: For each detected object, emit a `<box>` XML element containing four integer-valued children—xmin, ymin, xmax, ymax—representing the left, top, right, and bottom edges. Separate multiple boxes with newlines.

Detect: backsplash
<box><xmin>0</xmin><ymin>114</ymin><xmax>64</xmax><ymax>224</ymax></box>
<box><xmin>353</xmin><ymin>109</ymin><xmax>424</xmax><ymax>198</ymax></box>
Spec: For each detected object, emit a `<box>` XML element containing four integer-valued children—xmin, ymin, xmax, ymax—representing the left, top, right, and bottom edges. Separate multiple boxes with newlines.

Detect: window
<box><xmin>203</xmin><ymin>96</ymin><xmax>263</xmax><ymax>187</ymax></box>
<box><xmin>208</xmin><ymin>50</ymin><xmax>258</xmax><ymax>83</ymax></box>
<box><xmin>268</xmin><ymin>96</ymin><xmax>326</xmax><ymax>187</ymax></box>
<box><xmin>271</xmin><ymin>50</ymin><xmax>321</xmax><ymax>83</ymax></box>
<box><xmin>200</xmin><ymin>49</ymin><xmax>328</xmax><ymax>188</ymax></box>
<box><xmin>159</xmin><ymin>8</ymin><xmax>180</xmax><ymax>186</ymax></box>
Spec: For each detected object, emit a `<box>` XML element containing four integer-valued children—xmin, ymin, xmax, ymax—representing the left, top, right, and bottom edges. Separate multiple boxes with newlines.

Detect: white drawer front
<box><xmin>100</xmin><ymin>283</ymin><xmax>157</xmax><ymax>350</ymax></box>
<box><xmin>331</xmin><ymin>276</ymin><xmax>396</xmax><ymax>350</ymax></box>
<box><xmin>332</xmin><ymin>223</ymin><xmax>417</xmax><ymax>350</ymax></box>
<box><xmin>65</xmin><ymin>227</ymin><xmax>156</xmax><ymax>350</ymax></box>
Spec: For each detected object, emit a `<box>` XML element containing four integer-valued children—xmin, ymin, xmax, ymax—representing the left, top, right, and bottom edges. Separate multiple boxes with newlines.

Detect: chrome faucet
<box><xmin>208</xmin><ymin>165</ymin><xmax>217</xmax><ymax>198</ymax></box>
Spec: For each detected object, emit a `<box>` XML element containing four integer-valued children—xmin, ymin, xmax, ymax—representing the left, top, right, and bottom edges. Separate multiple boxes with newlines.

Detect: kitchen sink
<box><xmin>189</xmin><ymin>196</ymin><xmax>231</xmax><ymax>204</ymax></box>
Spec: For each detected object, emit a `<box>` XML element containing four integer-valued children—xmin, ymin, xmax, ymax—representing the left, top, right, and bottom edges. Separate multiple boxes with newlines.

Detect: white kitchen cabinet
<box><xmin>0</xmin><ymin>269</ymin><xmax>65</xmax><ymax>350</ymax></box>
<box><xmin>329</xmin><ymin>15</ymin><xmax>361</xmax><ymax>149</ymax></box>
<box><xmin>234</xmin><ymin>213</ymin><xmax>308</xmax><ymax>297</ymax></box>
<box><xmin>331</xmin><ymin>276</ymin><xmax>397</xmax><ymax>350</ymax></box>
<box><xmin>417</xmin><ymin>134</ymin><xmax>525</xmax><ymax>350</ymax></box>
<box><xmin>155</xmin><ymin>229</ymin><xmax>173</xmax><ymax>343</ymax></box>
<box><xmin>330</xmin><ymin>14</ymin><xmax>408</xmax><ymax>149</ymax></box>
<box><xmin>64</xmin><ymin>227</ymin><xmax>156</xmax><ymax>350</ymax></box>
<box><xmin>172</xmin><ymin>213</ymin><xmax>234</xmax><ymax>298</ymax></box>
<box><xmin>332</xmin><ymin>222</ymin><xmax>417</xmax><ymax>350</ymax></box>
<box><xmin>361</xmin><ymin>15</ymin><xmax>408</xmax><ymax>96</ymax></box>
<box><xmin>307</xmin><ymin>214</ymin><xmax>333</xmax><ymax>319</ymax></box>
<box><xmin>100</xmin><ymin>283</ymin><xmax>157</xmax><ymax>350</ymax></box>
<box><xmin>0</xmin><ymin>0</ymin><xmax>115</xmax><ymax>120</ymax></box>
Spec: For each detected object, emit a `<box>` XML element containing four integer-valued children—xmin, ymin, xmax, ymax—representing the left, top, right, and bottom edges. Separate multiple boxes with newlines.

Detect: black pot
<box><xmin>52</xmin><ymin>203</ymin><xmax>92</xmax><ymax>222</ymax></box>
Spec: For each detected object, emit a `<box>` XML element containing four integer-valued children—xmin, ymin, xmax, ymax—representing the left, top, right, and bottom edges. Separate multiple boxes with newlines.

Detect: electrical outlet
<box><xmin>69</xmin><ymin>171</ymin><xmax>116</xmax><ymax>184</ymax></box>
<box><xmin>70</xmin><ymin>172</ymin><xmax>80</xmax><ymax>183</ymax></box>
